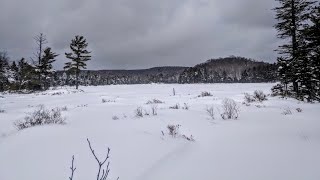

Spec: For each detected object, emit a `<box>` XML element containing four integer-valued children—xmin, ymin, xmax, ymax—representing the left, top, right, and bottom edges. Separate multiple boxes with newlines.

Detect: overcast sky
<box><xmin>0</xmin><ymin>0</ymin><xmax>279</xmax><ymax>70</ymax></box>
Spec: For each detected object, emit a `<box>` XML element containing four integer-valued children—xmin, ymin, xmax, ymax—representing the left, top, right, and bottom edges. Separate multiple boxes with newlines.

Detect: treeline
<box><xmin>272</xmin><ymin>0</ymin><xmax>320</xmax><ymax>101</ymax></box>
<box><xmin>53</xmin><ymin>67</ymin><xmax>186</xmax><ymax>86</ymax></box>
<box><xmin>0</xmin><ymin>34</ymin><xmax>91</xmax><ymax>91</ymax></box>
<box><xmin>1</xmin><ymin>49</ymin><xmax>278</xmax><ymax>91</ymax></box>
<box><xmin>179</xmin><ymin>56</ymin><xmax>277</xmax><ymax>83</ymax></box>
<box><xmin>50</xmin><ymin>56</ymin><xmax>277</xmax><ymax>86</ymax></box>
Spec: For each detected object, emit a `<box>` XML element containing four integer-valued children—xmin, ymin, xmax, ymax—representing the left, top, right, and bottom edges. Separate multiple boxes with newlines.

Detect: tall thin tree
<box><xmin>273</xmin><ymin>0</ymin><xmax>315</xmax><ymax>98</ymax></box>
<box><xmin>38</xmin><ymin>47</ymin><xmax>58</xmax><ymax>89</ymax></box>
<box><xmin>305</xmin><ymin>4</ymin><xmax>320</xmax><ymax>99</ymax></box>
<box><xmin>33</xmin><ymin>33</ymin><xmax>48</xmax><ymax>89</ymax></box>
<box><xmin>0</xmin><ymin>51</ymin><xmax>9</xmax><ymax>91</ymax></box>
<box><xmin>64</xmin><ymin>35</ymin><xmax>91</xmax><ymax>89</ymax></box>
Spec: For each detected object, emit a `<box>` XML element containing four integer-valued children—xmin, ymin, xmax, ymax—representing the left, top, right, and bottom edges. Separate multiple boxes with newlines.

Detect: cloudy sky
<box><xmin>0</xmin><ymin>0</ymin><xmax>279</xmax><ymax>70</ymax></box>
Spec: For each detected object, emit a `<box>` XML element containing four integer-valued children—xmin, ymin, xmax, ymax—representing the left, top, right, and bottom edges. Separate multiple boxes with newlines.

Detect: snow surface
<box><xmin>1</xmin><ymin>83</ymin><xmax>320</xmax><ymax>180</ymax></box>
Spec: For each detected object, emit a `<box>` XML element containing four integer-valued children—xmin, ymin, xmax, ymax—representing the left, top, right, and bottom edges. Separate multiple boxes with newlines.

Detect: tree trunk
<box><xmin>76</xmin><ymin>71</ymin><xmax>79</xmax><ymax>89</ymax></box>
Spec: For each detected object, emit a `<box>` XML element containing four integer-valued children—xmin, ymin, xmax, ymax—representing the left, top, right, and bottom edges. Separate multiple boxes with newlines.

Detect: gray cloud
<box><xmin>0</xmin><ymin>0</ymin><xmax>279</xmax><ymax>69</ymax></box>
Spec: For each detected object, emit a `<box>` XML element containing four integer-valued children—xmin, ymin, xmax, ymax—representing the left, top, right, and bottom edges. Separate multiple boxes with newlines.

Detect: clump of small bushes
<box><xmin>282</xmin><ymin>107</ymin><xmax>292</xmax><ymax>115</ymax></box>
<box><xmin>102</xmin><ymin>98</ymin><xmax>115</xmax><ymax>103</ymax></box>
<box><xmin>221</xmin><ymin>98</ymin><xmax>240</xmax><ymax>120</ymax></box>
<box><xmin>198</xmin><ymin>91</ymin><xmax>213</xmax><ymax>97</ymax></box>
<box><xmin>206</xmin><ymin>105</ymin><xmax>215</xmax><ymax>119</ymax></box>
<box><xmin>112</xmin><ymin>116</ymin><xmax>119</xmax><ymax>120</ymax></box>
<box><xmin>244</xmin><ymin>90</ymin><xmax>268</xmax><ymax>103</ymax></box>
<box><xmin>182</xmin><ymin>103</ymin><xmax>189</xmax><ymax>110</ymax></box>
<box><xmin>14</xmin><ymin>105</ymin><xmax>66</xmax><ymax>130</ymax></box>
<box><xmin>169</xmin><ymin>103</ymin><xmax>180</xmax><ymax>109</ymax></box>
<box><xmin>135</xmin><ymin>105</ymin><xmax>158</xmax><ymax>118</ymax></box>
<box><xmin>146</xmin><ymin>99</ymin><xmax>164</xmax><ymax>104</ymax></box>
<box><xmin>135</xmin><ymin>107</ymin><xmax>144</xmax><ymax>117</ymax></box>
<box><xmin>163</xmin><ymin>124</ymin><xmax>195</xmax><ymax>141</ymax></box>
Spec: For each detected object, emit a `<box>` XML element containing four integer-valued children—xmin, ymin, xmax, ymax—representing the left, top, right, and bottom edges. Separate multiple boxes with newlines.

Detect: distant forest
<box><xmin>53</xmin><ymin>56</ymin><xmax>277</xmax><ymax>86</ymax></box>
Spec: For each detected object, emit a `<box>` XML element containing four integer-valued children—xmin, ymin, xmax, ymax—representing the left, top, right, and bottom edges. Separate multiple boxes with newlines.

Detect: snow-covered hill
<box><xmin>0</xmin><ymin>83</ymin><xmax>319</xmax><ymax>180</ymax></box>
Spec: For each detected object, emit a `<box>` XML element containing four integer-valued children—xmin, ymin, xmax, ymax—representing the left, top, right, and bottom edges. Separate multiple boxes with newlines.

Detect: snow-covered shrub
<box><xmin>0</xmin><ymin>109</ymin><xmax>5</xmax><ymax>113</ymax></box>
<box><xmin>244</xmin><ymin>93</ymin><xmax>255</xmax><ymax>103</ymax></box>
<box><xmin>15</xmin><ymin>105</ymin><xmax>65</xmax><ymax>130</ymax></box>
<box><xmin>61</xmin><ymin>106</ymin><xmax>68</xmax><ymax>111</ymax></box>
<box><xmin>51</xmin><ymin>92</ymin><xmax>63</xmax><ymax>96</ymax></box>
<box><xmin>182</xmin><ymin>103</ymin><xmax>189</xmax><ymax>110</ymax></box>
<box><xmin>253</xmin><ymin>90</ymin><xmax>268</xmax><ymax>102</ymax></box>
<box><xmin>151</xmin><ymin>105</ymin><xmax>158</xmax><ymax>115</ymax></box>
<box><xmin>282</xmin><ymin>107</ymin><xmax>292</xmax><ymax>115</ymax></box>
<box><xmin>102</xmin><ymin>99</ymin><xmax>115</xmax><ymax>103</ymax></box>
<box><xmin>55</xmin><ymin>106</ymin><xmax>68</xmax><ymax>112</ymax></box>
<box><xmin>244</xmin><ymin>90</ymin><xmax>267</xmax><ymax>103</ymax></box>
<box><xmin>167</xmin><ymin>124</ymin><xmax>181</xmax><ymax>138</ymax></box>
<box><xmin>135</xmin><ymin>107</ymin><xmax>143</xmax><ymax>117</ymax></box>
<box><xmin>198</xmin><ymin>91</ymin><xmax>213</xmax><ymax>97</ymax></box>
<box><xmin>146</xmin><ymin>99</ymin><xmax>164</xmax><ymax>104</ymax></box>
<box><xmin>77</xmin><ymin>104</ymin><xmax>88</xmax><ymax>108</ymax></box>
<box><xmin>296</xmin><ymin>108</ymin><xmax>302</xmax><ymax>113</ymax></box>
<box><xmin>255</xmin><ymin>104</ymin><xmax>266</xmax><ymax>108</ymax></box>
<box><xmin>112</xmin><ymin>116</ymin><xmax>119</xmax><ymax>120</ymax></box>
<box><xmin>221</xmin><ymin>98</ymin><xmax>239</xmax><ymax>120</ymax></box>
<box><xmin>182</xmin><ymin>134</ymin><xmax>195</xmax><ymax>142</ymax></box>
<box><xmin>169</xmin><ymin>103</ymin><xmax>180</xmax><ymax>109</ymax></box>
<box><xmin>165</xmin><ymin>124</ymin><xmax>195</xmax><ymax>141</ymax></box>
<box><xmin>206</xmin><ymin>105</ymin><xmax>215</xmax><ymax>119</ymax></box>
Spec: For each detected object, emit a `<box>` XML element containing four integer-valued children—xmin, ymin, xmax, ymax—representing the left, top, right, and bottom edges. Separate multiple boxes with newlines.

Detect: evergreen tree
<box><xmin>273</xmin><ymin>0</ymin><xmax>315</xmax><ymax>99</ymax></box>
<box><xmin>0</xmin><ymin>51</ymin><xmax>9</xmax><ymax>91</ymax></box>
<box><xmin>64</xmin><ymin>35</ymin><xmax>91</xmax><ymax>89</ymax></box>
<box><xmin>17</xmin><ymin>58</ymin><xmax>36</xmax><ymax>90</ymax></box>
<box><xmin>10</xmin><ymin>61</ymin><xmax>18</xmax><ymax>73</ymax></box>
<box><xmin>37</xmin><ymin>47</ymin><xmax>58</xmax><ymax>89</ymax></box>
<box><xmin>9</xmin><ymin>61</ymin><xmax>19</xmax><ymax>89</ymax></box>
<box><xmin>305</xmin><ymin>4</ymin><xmax>320</xmax><ymax>99</ymax></box>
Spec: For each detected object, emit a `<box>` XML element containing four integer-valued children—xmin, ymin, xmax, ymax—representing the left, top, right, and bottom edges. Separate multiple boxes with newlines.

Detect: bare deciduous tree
<box><xmin>32</xmin><ymin>33</ymin><xmax>48</xmax><ymax>85</ymax></box>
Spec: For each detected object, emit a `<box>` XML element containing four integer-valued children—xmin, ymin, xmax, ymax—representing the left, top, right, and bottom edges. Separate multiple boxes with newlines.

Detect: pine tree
<box><xmin>305</xmin><ymin>4</ymin><xmax>320</xmax><ymax>99</ymax></box>
<box><xmin>37</xmin><ymin>47</ymin><xmax>58</xmax><ymax>89</ymax></box>
<box><xmin>0</xmin><ymin>51</ymin><xmax>10</xmax><ymax>91</ymax></box>
<box><xmin>273</xmin><ymin>0</ymin><xmax>315</xmax><ymax>99</ymax></box>
<box><xmin>10</xmin><ymin>61</ymin><xmax>18</xmax><ymax>73</ymax></box>
<box><xmin>64</xmin><ymin>35</ymin><xmax>91</xmax><ymax>89</ymax></box>
<box><xmin>9</xmin><ymin>61</ymin><xmax>19</xmax><ymax>89</ymax></box>
<box><xmin>17</xmin><ymin>58</ymin><xmax>36</xmax><ymax>90</ymax></box>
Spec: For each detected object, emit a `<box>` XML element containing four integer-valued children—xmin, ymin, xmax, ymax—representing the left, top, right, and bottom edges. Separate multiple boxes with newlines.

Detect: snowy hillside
<box><xmin>0</xmin><ymin>83</ymin><xmax>320</xmax><ymax>180</ymax></box>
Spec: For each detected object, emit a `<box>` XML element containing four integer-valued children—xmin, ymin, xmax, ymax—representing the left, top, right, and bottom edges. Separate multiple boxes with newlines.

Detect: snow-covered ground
<box><xmin>1</xmin><ymin>83</ymin><xmax>320</xmax><ymax>180</ymax></box>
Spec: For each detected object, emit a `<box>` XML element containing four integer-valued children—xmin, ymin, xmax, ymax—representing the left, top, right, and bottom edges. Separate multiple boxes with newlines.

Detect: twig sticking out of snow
<box><xmin>68</xmin><ymin>139</ymin><xmax>119</xmax><ymax>180</ymax></box>
<box><xmin>69</xmin><ymin>155</ymin><xmax>76</xmax><ymax>180</ymax></box>
<box><xmin>87</xmin><ymin>138</ymin><xmax>113</xmax><ymax>180</ymax></box>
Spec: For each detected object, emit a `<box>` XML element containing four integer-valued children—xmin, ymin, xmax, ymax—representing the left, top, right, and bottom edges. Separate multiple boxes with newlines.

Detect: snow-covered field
<box><xmin>1</xmin><ymin>83</ymin><xmax>320</xmax><ymax>180</ymax></box>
